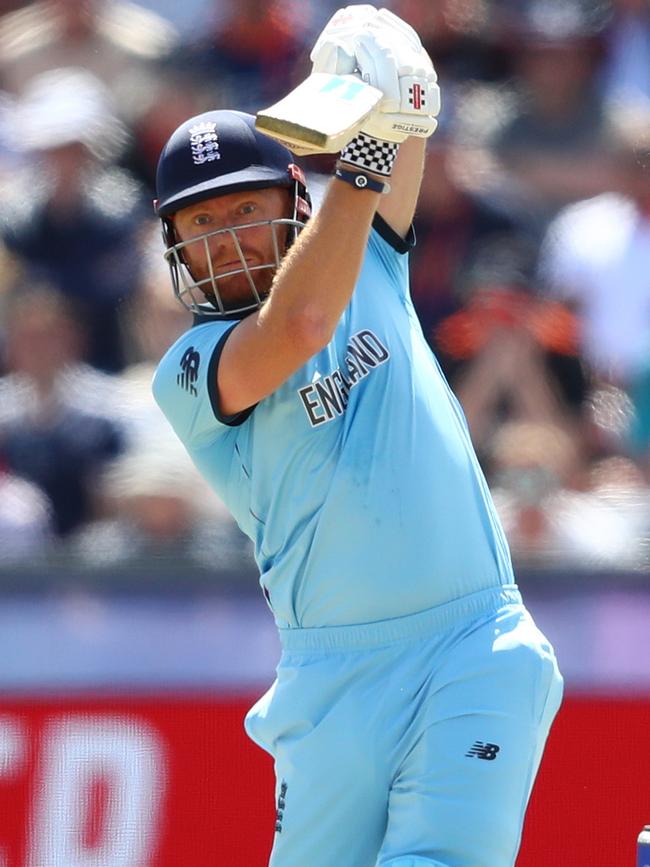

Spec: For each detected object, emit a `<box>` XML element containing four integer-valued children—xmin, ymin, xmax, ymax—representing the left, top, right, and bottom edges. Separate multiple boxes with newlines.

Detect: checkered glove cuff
<box><xmin>339</xmin><ymin>132</ymin><xmax>400</xmax><ymax>177</ymax></box>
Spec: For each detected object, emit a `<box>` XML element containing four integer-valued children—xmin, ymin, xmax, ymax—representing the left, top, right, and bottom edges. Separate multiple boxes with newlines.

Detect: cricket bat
<box><xmin>255</xmin><ymin>72</ymin><xmax>383</xmax><ymax>156</ymax></box>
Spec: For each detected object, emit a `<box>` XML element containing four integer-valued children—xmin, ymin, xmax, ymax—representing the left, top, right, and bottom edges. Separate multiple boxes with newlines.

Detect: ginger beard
<box><xmin>171</xmin><ymin>188</ymin><xmax>292</xmax><ymax>312</ymax></box>
<box><xmin>192</xmin><ymin>228</ymin><xmax>282</xmax><ymax>308</ymax></box>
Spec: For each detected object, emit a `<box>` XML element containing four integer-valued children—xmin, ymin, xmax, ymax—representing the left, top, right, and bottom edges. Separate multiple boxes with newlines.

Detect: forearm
<box><xmin>258</xmin><ymin>176</ymin><xmax>381</xmax><ymax>349</ymax></box>
<box><xmin>378</xmin><ymin>136</ymin><xmax>426</xmax><ymax>239</ymax></box>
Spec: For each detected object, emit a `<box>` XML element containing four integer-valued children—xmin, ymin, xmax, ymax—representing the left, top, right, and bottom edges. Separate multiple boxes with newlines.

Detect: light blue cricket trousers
<box><xmin>245</xmin><ymin>584</ymin><xmax>563</xmax><ymax>867</ymax></box>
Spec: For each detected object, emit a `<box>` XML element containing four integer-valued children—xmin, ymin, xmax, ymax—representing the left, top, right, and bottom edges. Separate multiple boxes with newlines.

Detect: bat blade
<box><xmin>255</xmin><ymin>73</ymin><xmax>383</xmax><ymax>155</ymax></box>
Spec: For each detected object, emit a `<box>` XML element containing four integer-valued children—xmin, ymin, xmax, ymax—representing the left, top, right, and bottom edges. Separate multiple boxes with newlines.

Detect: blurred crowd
<box><xmin>0</xmin><ymin>0</ymin><xmax>649</xmax><ymax>574</ymax></box>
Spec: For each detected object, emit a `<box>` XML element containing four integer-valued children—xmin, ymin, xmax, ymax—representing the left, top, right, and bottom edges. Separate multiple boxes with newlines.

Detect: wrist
<box><xmin>334</xmin><ymin>166</ymin><xmax>390</xmax><ymax>195</ymax></box>
<box><xmin>339</xmin><ymin>131</ymin><xmax>400</xmax><ymax>178</ymax></box>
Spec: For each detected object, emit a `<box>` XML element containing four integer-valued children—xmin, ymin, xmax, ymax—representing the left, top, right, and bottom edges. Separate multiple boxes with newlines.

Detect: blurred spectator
<box><xmin>133</xmin><ymin>0</ymin><xmax>217</xmax><ymax>42</ymax></box>
<box><xmin>125</xmin><ymin>223</ymin><xmax>192</xmax><ymax>368</ymax></box>
<box><xmin>69</xmin><ymin>444</ymin><xmax>256</xmax><ymax>572</ymax></box>
<box><xmin>0</xmin><ymin>289</ymin><xmax>125</xmax><ymax>535</ymax></box>
<box><xmin>173</xmin><ymin>0</ymin><xmax>310</xmax><ymax>114</ymax></box>
<box><xmin>0</xmin><ymin>463</ymin><xmax>54</xmax><ymax>564</ymax></box>
<box><xmin>0</xmin><ymin>0</ymin><xmax>177</xmax><ymax>125</ymax></box>
<box><xmin>0</xmin><ymin>85</ymin><xmax>17</xmax><ymax>165</ymax></box>
<box><xmin>489</xmin><ymin>421</ymin><xmax>650</xmax><ymax>569</ymax></box>
<box><xmin>586</xmin><ymin>454</ymin><xmax>650</xmax><ymax>569</ymax></box>
<box><xmin>601</xmin><ymin>0</ymin><xmax>650</xmax><ymax>109</ymax></box>
<box><xmin>491</xmin><ymin>0</ymin><xmax>615</xmax><ymax>226</ymax></box>
<box><xmin>539</xmin><ymin>104</ymin><xmax>650</xmax><ymax>390</ymax></box>
<box><xmin>122</xmin><ymin>67</ymin><xmax>224</xmax><ymax>195</ymax></box>
<box><xmin>0</xmin><ymin>67</ymin><xmax>149</xmax><ymax>371</ymax></box>
<box><xmin>113</xmin><ymin>222</ymin><xmax>193</xmax><ymax>445</ymax></box>
<box><xmin>432</xmin><ymin>239</ymin><xmax>587</xmax><ymax>453</ymax></box>
<box><xmin>582</xmin><ymin>380</ymin><xmax>637</xmax><ymax>456</ymax></box>
<box><xmin>392</xmin><ymin>0</ymin><xmax>509</xmax><ymax>84</ymax></box>
<box><xmin>410</xmin><ymin>132</ymin><xmax>531</xmax><ymax>341</ymax></box>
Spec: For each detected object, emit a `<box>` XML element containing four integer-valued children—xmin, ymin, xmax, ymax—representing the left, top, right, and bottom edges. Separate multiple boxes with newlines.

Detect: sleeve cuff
<box><xmin>206</xmin><ymin>323</ymin><xmax>257</xmax><ymax>427</ymax></box>
<box><xmin>372</xmin><ymin>213</ymin><xmax>416</xmax><ymax>253</ymax></box>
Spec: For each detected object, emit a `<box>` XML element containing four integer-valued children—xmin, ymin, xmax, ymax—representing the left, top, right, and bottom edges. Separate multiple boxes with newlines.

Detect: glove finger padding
<box><xmin>308</xmin><ymin>5</ymin><xmax>441</xmax><ymax>145</ymax></box>
<box><xmin>374</xmin><ymin>7</ymin><xmax>424</xmax><ymax>54</ymax></box>
<box><xmin>354</xmin><ymin>31</ymin><xmax>400</xmax><ymax>112</ymax></box>
<box><xmin>354</xmin><ymin>30</ymin><xmax>440</xmax><ymax>142</ymax></box>
<box><xmin>310</xmin><ymin>39</ymin><xmax>357</xmax><ymax>76</ymax></box>
<box><xmin>310</xmin><ymin>4</ymin><xmax>378</xmax><ymax>64</ymax></box>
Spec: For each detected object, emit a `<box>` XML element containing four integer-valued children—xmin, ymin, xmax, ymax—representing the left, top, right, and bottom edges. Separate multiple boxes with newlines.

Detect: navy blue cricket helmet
<box><xmin>155</xmin><ymin>110</ymin><xmax>311</xmax><ymax>317</ymax></box>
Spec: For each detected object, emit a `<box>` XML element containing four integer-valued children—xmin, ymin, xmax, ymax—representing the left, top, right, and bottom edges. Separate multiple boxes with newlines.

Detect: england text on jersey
<box><xmin>298</xmin><ymin>329</ymin><xmax>390</xmax><ymax>427</ymax></box>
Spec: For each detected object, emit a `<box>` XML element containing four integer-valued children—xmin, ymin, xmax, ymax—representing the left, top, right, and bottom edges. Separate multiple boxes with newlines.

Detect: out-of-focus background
<box><xmin>0</xmin><ymin>0</ymin><xmax>648</xmax><ymax>864</ymax></box>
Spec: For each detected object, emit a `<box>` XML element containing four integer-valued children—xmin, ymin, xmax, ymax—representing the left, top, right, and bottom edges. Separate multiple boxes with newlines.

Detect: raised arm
<box><xmin>217</xmin><ymin>134</ymin><xmax>426</xmax><ymax>417</ymax></box>
<box><xmin>217</xmin><ymin>176</ymin><xmax>382</xmax><ymax>417</ymax></box>
<box><xmin>378</xmin><ymin>135</ymin><xmax>426</xmax><ymax>240</ymax></box>
<box><xmin>216</xmin><ymin>6</ymin><xmax>439</xmax><ymax>416</ymax></box>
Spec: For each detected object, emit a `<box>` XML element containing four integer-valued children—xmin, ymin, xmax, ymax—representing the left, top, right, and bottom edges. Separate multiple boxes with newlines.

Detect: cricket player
<box><xmin>152</xmin><ymin>7</ymin><xmax>563</xmax><ymax>865</ymax></box>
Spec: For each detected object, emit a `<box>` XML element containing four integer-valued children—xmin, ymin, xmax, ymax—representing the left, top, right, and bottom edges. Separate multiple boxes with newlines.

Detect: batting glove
<box><xmin>310</xmin><ymin>5</ymin><xmax>378</xmax><ymax>77</ymax></box>
<box><xmin>311</xmin><ymin>7</ymin><xmax>440</xmax><ymax>145</ymax></box>
<box><xmin>355</xmin><ymin>10</ymin><xmax>440</xmax><ymax>143</ymax></box>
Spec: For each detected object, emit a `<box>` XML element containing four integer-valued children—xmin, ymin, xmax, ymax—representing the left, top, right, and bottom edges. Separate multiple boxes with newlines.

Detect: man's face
<box><xmin>172</xmin><ymin>187</ymin><xmax>291</xmax><ymax>310</ymax></box>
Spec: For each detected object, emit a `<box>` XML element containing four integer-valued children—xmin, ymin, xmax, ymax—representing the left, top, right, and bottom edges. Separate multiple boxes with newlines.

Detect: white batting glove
<box><xmin>311</xmin><ymin>6</ymin><xmax>440</xmax><ymax>144</ymax></box>
<box><xmin>356</xmin><ymin>11</ymin><xmax>440</xmax><ymax>143</ymax></box>
<box><xmin>310</xmin><ymin>5</ymin><xmax>378</xmax><ymax>77</ymax></box>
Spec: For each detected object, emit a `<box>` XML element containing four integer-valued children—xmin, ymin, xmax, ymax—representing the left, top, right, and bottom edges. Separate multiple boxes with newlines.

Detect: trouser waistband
<box><xmin>278</xmin><ymin>584</ymin><xmax>522</xmax><ymax>653</ymax></box>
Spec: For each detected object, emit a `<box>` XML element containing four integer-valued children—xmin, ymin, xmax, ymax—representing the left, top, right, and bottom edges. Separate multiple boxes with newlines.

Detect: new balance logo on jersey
<box><xmin>466</xmin><ymin>741</ymin><xmax>500</xmax><ymax>760</ymax></box>
<box><xmin>177</xmin><ymin>347</ymin><xmax>200</xmax><ymax>396</ymax></box>
<box><xmin>275</xmin><ymin>780</ymin><xmax>288</xmax><ymax>834</ymax></box>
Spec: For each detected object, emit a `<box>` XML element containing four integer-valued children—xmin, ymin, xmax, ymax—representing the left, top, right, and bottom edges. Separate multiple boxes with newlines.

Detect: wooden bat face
<box><xmin>255</xmin><ymin>73</ymin><xmax>383</xmax><ymax>156</ymax></box>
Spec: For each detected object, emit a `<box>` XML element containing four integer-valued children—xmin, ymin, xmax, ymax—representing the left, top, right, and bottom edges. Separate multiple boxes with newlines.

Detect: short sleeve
<box><xmin>367</xmin><ymin>214</ymin><xmax>415</xmax><ymax>297</ymax></box>
<box><xmin>152</xmin><ymin>320</ymin><xmax>252</xmax><ymax>449</ymax></box>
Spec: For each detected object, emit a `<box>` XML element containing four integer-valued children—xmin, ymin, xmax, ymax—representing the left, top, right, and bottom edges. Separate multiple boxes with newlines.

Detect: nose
<box><xmin>206</xmin><ymin>226</ymin><xmax>246</xmax><ymax>271</ymax></box>
<box><xmin>206</xmin><ymin>225</ymin><xmax>233</xmax><ymax>258</ymax></box>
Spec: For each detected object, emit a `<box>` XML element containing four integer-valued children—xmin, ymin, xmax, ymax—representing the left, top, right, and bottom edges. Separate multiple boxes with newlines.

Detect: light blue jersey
<box><xmin>153</xmin><ymin>217</ymin><xmax>514</xmax><ymax>628</ymax></box>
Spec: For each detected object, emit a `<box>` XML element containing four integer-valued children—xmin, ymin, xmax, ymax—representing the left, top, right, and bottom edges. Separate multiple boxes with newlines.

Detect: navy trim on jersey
<box><xmin>197</xmin><ymin>213</ymin><xmax>411</xmax><ymax>425</ymax></box>
<box><xmin>192</xmin><ymin>306</ymin><xmax>256</xmax><ymax>326</ymax></box>
<box><xmin>206</xmin><ymin>322</ymin><xmax>257</xmax><ymax>427</ymax></box>
<box><xmin>372</xmin><ymin>214</ymin><xmax>416</xmax><ymax>254</ymax></box>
